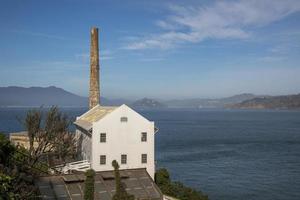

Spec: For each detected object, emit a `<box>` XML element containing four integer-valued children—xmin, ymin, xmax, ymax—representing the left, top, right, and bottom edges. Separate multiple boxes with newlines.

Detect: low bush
<box><xmin>155</xmin><ymin>168</ymin><xmax>208</xmax><ymax>200</ymax></box>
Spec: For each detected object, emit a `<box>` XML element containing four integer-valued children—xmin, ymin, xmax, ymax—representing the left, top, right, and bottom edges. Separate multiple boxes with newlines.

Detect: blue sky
<box><xmin>0</xmin><ymin>0</ymin><xmax>300</xmax><ymax>99</ymax></box>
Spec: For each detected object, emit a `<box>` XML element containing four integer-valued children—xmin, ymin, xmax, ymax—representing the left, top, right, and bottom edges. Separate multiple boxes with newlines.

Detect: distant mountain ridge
<box><xmin>1</xmin><ymin>86</ymin><xmax>298</xmax><ymax>110</ymax></box>
<box><xmin>229</xmin><ymin>94</ymin><xmax>300</xmax><ymax>109</ymax></box>
<box><xmin>131</xmin><ymin>98</ymin><xmax>166</xmax><ymax>109</ymax></box>
<box><xmin>0</xmin><ymin>86</ymin><xmax>129</xmax><ymax>107</ymax></box>
<box><xmin>164</xmin><ymin>93</ymin><xmax>260</xmax><ymax>108</ymax></box>
<box><xmin>0</xmin><ymin>86</ymin><xmax>86</xmax><ymax>107</ymax></box>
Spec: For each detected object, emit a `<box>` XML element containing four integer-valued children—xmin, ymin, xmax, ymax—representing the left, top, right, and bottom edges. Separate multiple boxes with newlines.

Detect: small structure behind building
<box><xmin>9</xmin><ymin>131</ymin><xmax>34</xmax><ymax>149</ymax></box>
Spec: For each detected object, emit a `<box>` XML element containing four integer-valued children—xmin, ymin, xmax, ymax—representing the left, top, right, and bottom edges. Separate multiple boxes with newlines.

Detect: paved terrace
<box><xmin>36</xmin><ymin>168</ymin><xmax>163</xmax><ymax>200</ymax></box>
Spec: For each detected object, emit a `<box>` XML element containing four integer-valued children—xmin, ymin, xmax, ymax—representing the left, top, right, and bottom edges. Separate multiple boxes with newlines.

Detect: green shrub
<box><xmin>155</xmin><ymin>168</ymin><xmax>208</xmax><ymax>200</ymax></box>
<box><xmin>112</xmin><ymin>160</ymin><xmax>134</xmax><ymax>200</ymax></box>
<box><xmin>0</xmin><ymin>133</ymin><xmax>16</xmax><ymax>166</ymax></box>
<box><xmin>0</xmin><ymin>172</ymin><xmax>15</xmax><ymax>199</ymax></box>
<box><xmin>84</xmin><ymin>169</ymin><xmax>95</xmax><ymax>200</ymax></box>
<box><xmin>0</xmin><ymin>133</ymin><xmax>38</xmax><ymax>199</ymax></box>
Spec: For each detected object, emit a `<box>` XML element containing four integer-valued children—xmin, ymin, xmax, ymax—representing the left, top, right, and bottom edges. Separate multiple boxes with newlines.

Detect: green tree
<box><xmin>112</xmin><ymin>160</ymin><xmax>134</xmax><ymax>200</ymax></box>
<box><xmin>21</xmin><ymin>106</ymin><xmax>76</xmax><ymax>166</ymax></box>
<box><xmin>0</xmin><ymin>133</ymin><xmax>16</xmax><ymax>166</ymax></box>
<box><xmin>0</xmin><ymin>133</ymin><xmax>38</xmax><ymax>199</ymax></box>
<box><xmin>0</xmin><ymin>172</ymin><xmax>15</xmax><ymax>199</ymax></box>
<box><xmin>84</xmin><ymin>169</ymin><xmax>95</xmax><ymax>200</ymax></box>
<box><xmin>155</xmin><ymin>168</ymin><xmax>208</xmax><ymax>200</ymax></box>
<box><xmin>24</xmin><ymin>109</ymin><xmax>42</xmax><ymax>155</ymax></box>
<box><xmin>44</xmin><ymin>106</ymin><xmax>76</xmax><ymax>163</ymax></box>
<box><xmin>155</xmin><ymin>168</ymin><xmax>174</xmax><ymax>195</ymax></box>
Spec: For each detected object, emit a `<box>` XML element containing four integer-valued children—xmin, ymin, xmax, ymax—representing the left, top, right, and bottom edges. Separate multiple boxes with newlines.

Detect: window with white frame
<box><xmin>121</xmin><ymin>154</ymin><xmax>127</xmax><ymax>164</ymax></box>
<box><xmin>100</xmin><ymin>155</ymin><xmax>106</xmax><ymax>165</ymax></box>
<box><xmin>120</xmin><ymin>117</ymin><xmax>128</xmax><ymax>122</ymax></box>
<box><xmin>141</xmin><ymin>132</ymin><xmax>147</xmax><ymax>142</ymax></box>
<box><xmin>100</xmin><ymin>133</ymin><xmax>106</xmax><ymax>143</ymax></box>
<box><xmin>141</xmin><ymin>154</ymin><xmax>147</xmax><ymax>164</ymax></box>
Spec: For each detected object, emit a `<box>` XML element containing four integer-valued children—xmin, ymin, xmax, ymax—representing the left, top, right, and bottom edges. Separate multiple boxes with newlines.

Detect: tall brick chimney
<box><xmin>89</xmin><ymin>27</ymin><xmax>100</xmax><ymax>109</ymax></box>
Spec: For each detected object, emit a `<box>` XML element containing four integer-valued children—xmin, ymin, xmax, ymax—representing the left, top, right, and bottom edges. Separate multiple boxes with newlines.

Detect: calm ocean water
<box><xmin>1</xmin><ymin>108</ymin><xmax>300</xmax><ymax>200</ymax></box>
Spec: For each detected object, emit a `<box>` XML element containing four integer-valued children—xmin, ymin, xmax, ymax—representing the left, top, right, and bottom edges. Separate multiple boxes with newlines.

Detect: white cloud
<box><xmin>155</xmin><ymin>20</ymin><xmax>181</xmax><ymax>30</ymax></box>
<box><xmin>124</xmin><ymin>0</ymin><xmax>300</xmax><ymax>50</ymax></box>
<box><xmin>259</xmin><ymin>56</ymin><xmax>286</xmax><ymax>62</ymax></box>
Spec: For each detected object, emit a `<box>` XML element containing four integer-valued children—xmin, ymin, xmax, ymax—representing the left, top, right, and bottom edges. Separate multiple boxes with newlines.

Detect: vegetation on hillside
<box><xmin>155</xmin><ymin>168</ymin><xmax>208</xmax><ymax>200</ymax></box>
<box><xmin>0</xmin><ymin>133</ymin><xmax>39</xmax><ymax>199</ymax></box>
<box><xmin>0</xmin><ymin>107</ymin><xmax>78</xmax><ymax>198</ymax></box>
<box><xmin>112</xmin><ymin>160</ymin><xmax>135</xmax><ymax>200</ymax></box>
<box><xmin>230</xmin><ymin>94</ymin><xmax>300</xmax><ymax>109</ymax></box>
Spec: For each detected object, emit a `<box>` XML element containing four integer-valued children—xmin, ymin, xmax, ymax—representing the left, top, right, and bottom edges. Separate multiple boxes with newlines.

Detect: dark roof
<box><xmin>35</xmin><ymin>168</ymin><xmax>163</xmax><ymax>200</ymax></box>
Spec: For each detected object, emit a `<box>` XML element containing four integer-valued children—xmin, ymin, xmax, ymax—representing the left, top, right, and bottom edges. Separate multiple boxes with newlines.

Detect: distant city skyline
<box><xmin>0</xmin><ymin>0</ymin><xmax>300</xmax><ymax>99</ymax></box>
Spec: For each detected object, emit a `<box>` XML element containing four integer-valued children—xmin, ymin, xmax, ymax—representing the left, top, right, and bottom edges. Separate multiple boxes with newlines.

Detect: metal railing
<box><xmin>53</xmin><ymin>159</ymin><xmax>91</xmax><ymax>174</ymax></box>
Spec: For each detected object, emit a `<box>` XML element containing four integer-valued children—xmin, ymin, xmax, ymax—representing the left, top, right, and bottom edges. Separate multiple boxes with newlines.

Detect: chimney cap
<box><xmin>91</xmin><ymin>27</ymin><xmax>99</xmax><ymax>31</ymax></box>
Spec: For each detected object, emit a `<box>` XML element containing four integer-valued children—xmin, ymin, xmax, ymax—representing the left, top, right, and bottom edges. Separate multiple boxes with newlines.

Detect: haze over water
<box><xmin>1</xmin><ymin>108</ymin><xmax>300</xmax><ymax>200</ymax></box>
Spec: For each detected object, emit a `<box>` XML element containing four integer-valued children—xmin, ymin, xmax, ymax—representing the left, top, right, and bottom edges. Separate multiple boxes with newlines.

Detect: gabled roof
<box><xmin>35</xmin><ymin>168</ymin><xmax>163</xmax><ymax>200</ymax></box>
<box><xmin>74</xmin><ymin>119</ymin><xmax>93</xmax><ymax>132</ymax></box>
<box><xmin>74</xmin><ymin>104</ymin><xmax>159</xmax><ymax>134</ymax></box>
<box><xmin>79</xmin><ymin>104</ymin><xmax>117</xmax><ymax>123</ymax></box>
<box><xmin>74</xmin><ymin>104</ymin><xmax>117</xmax><ymax>131</ymax></box>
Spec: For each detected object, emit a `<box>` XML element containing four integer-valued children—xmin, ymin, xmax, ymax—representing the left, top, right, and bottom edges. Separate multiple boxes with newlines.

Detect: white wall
<box><xmin>76</xmin><ymin>129</ymin><xmax>92</xmax><ymax>161</ymax></box>
<box><xmin>91</xmin><ymin>105</ymin><xmax>155</xmax><ymax>179</ymax></box>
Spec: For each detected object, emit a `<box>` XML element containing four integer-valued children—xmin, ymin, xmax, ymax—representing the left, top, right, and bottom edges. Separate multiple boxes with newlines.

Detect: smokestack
<box><xmin>89</xmin><ymin>27</ymin><xmax>100</xmax><ymax>109</ymax></box>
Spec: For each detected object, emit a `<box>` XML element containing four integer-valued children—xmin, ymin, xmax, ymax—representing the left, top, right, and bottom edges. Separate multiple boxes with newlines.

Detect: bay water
<box><xmin>1</xmin><ymin>108</ymin><xmax>299</xmax><ymax>200</ymax></box>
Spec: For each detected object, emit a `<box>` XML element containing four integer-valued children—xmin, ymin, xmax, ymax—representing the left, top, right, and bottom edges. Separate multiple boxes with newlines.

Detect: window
<box><xmin>100</xmin><ymin>155</ymin><xmax>106</xmax><ymax>165</ymax></box>
<box><xmin>141</xmin><ymin>154</ymin><xmax>147</xmax><ymax>164</ymax></box>
<box><xmin>100</xmin><ymin>133</ymin><xmax>106</xmax><ymax>143</ymax></box>
<box><xmin>120</xmin><ymin>117</ymin><xmax>128</xmax><ymax>122</ymax></box>
<box><xmin>121</xmin><ymin>154</ymin><xmax>127</xmax><ymax>164</ymax></box>
<box><xmin>141</xmin><ymin>132</ymin><xmax>147</xmax><ymax>142</ymax></box>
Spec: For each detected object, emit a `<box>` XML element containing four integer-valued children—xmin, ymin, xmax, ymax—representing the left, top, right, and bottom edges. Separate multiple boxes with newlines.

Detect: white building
<box><xmin>74</xmin><ymin>104</ymin><xmax>158</xmax><ymax>179</ymax></box>
<box><xmin>73</xmin><ymin>27</ymin><xmax>158</xmax><ymax>180</ymax></box>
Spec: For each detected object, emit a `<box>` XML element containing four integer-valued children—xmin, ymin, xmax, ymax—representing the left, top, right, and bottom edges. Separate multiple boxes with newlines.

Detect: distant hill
<box><xmin>0</xmin><ymin>86</ymin><xmax>87</xmax><ymax>107</ymax></box>
<box><xmin>0</xmin><ymin>86</ymin><xmax>130</xmax><ymax>107</ymax></box>
<box><xmin>229</xmin><ymin>94</ymin><xmax>300</xmax><ymax>109</ymax></box>
<box><xmin>3</xmin><ymin>86</ymin><xmax>297</xmax><ymax>110</ymax></box>
<box><xmin>132</xmin><ymin>98</ymin><xmax>167</xmax><ymax>109</ymax></box>
<box><xmin>164</xmin><ymin>93</ymin><xmax>258</xmax><ymax>108</ymax></box>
